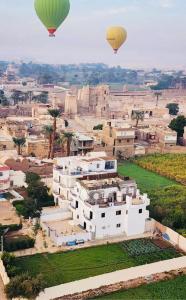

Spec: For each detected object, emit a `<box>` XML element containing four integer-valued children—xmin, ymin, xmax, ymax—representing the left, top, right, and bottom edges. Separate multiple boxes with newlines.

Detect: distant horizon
<box><xmin>1</xmin><ymin>0</ymin><xmax>186</xmax><ymax>69</ymax></box>
<box><xmin>2</xmin><ymin>59</ymin><xmax>186</xmax><ymax>72</ymax></box>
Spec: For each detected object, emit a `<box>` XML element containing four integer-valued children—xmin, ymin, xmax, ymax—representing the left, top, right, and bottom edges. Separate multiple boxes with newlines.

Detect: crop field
<box><xmin>134</xmin><ymin>154</ymin><xmax>186</xmax><ymax>185</ymax></box>
<box><xmin>118</xmin><ymin>162</ymin><xmax>176</xmax><ymax>193</ymax></box>
<box><xmin>12</xmin><ymin>239</ymin><xmax>181</xmax><ymax>288</ymax></box>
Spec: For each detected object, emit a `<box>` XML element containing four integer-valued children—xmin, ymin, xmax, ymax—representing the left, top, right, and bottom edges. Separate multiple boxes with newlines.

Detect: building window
<box><xmin>102</xmin><ymin>226</ymin><xmax>106</xmax><ymax>230</ymax></box>
<box><xmin>127</xmin><ymin>139</ymin><xmax>130</xmax><ymax>143</ymax></box>
<box><xmin>122</xmin><ymin>195</ymin><xmax>126</xmax><ymax>201</ymax></box>
<box><xmin>105</xmin><ymin>161</ymin><xmax>115</xmax><ymax>170</ymax></box>
<box><xmin>126</xmin><ymin>210</ymin><xmax>128</xmax><ymax>215</ymax></box>
<box><xmin>90</xmin><ymin>211</ymin><xmax>93</xmax><ymax>220</ymax></box>
<box><xmin>77</xmin><ymin>215</ymin><xmax>79</xmax><ymax>219</ymax></box>
<box><xmin>101</xmin><ymin>213</ymin><xmax>105</xmax><ymax>218</ymax></box>
<box><xmin>76</xmin><ymin>201</ymin><xmax>79</xmax><ymax>209</ymax></box>
<box><xmin>118</xmin><ymin>139</ymin><xmax>121</xmax><ymax>143</ymax></box>
<box><xmin>116</xmin><ymin>224</ymin><xmax>121</xmax><ymax>228</ymax></box>
<box><xmin>139</xmin><ymin>209</ymin><xmax>143</xmax><ymax>214</ymax></box>
<box><xmin>97</xmin><ymin>164</ymin><xmax>100</xmax><ymax>168</ymax></box>
<box><xmin>116</xmin><ymin>210</ymin><xmax>121</xmax><ymax>216</ymax></box>
<box><xmin>0</xmin><ymin>172</ymin><xmax>3</xmax><ymax>177</ymax></box>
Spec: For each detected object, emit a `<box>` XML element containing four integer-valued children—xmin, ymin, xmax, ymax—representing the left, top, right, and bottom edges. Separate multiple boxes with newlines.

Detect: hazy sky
<box><xmin>0</xmin><ymin>0</ymin><xmax>186</xmax><ymax>68</ymax></box>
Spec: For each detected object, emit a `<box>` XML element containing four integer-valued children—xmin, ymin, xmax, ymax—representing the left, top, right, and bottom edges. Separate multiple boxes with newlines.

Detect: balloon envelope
<box><xmin>106</xmin><ymin>27</ymin><xmax>127</xmax><ymax>53</ymax></box>
<box><xmin>34</xmin><ymin>0</ymin><xmax>70</xmax><ymax>37</ymax></box>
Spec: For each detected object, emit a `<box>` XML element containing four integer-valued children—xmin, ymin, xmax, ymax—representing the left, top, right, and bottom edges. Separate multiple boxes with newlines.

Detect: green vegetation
<box><xmin>4</xmin><ymin>235</ymin><xmax>35</xmax><ymax>252</ymax></box>
<box><xmin>169</xmin><ymin>115</ymin><xmax>186</xmax><ymax>140</ymax></box>
<box><xmin>11</xmin><ymin>241</ymin><xmax>180</xmax><ymax>288</ymax></box>
<box><xmin>135</xmin><ymin>154</ymin><xmax>186</xmax><ymax>185</ymax></box>
<box><xmin>166</xmin><ymin>103</ymin><xmax>179</xmax><ymax>115</ymax></box>
<box><xmin>93</xmin><ymin>124</ymin><xmax>103</xmax><ymax>130</ymax></box>
<box><xmin>26</xmin><ymin>172</ymin><xmax>41</xmax><ymax>184</ymax></box>
<box><xmin>94</xmin><ymin>275</ymin><xmax>186</xmax><ymax>299</ymax></box>
<box><xmin>13</xmin><ymin>172</ymin><xmax>54</xmax><ymax>219</ymax></box>
<box><xmin>119</xmin><ymin>158</ymin><xmax>186</xmax><ymax>232</ymax></box>
<box><xmin>5</xmin><ymin>273</ymin><xmax>45</xmax><ymax>299</ymax></box>
<box><xmin>118</xmin><ymin>162</ymin><xmax>175</xmax><ymax>193</ymax></box>
<box><xmin>149</xmin><ymin>185</ymin><xmax>186</xmax><ymax>230</ymax></box>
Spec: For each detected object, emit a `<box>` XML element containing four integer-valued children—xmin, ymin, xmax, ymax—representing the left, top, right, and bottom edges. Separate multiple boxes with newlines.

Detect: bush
<box><xmin>4</xmin><ymin>236</ymin><xmax>35</xmax><ymax>252</ymax></box>
<box><xmin>1</xmin><ymin>252</ymin><xmax>20</xmax><ymax>277</ymax></box>
<box><xmin>26</xmin><ymin>172</ymin><xmax>41</xmax><ymax>184</ymax></box>
<box><xmin>93</xmin><ymin>124</ymin><xmax>103</xmax><ymax>130</ymax></box>
<box><xmin>5</xmin><ymin>273</ymin><xmax>45</xmax><ymax>299</ymax></box>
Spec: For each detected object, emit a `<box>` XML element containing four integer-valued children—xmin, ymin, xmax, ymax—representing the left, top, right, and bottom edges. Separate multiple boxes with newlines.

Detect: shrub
<box><xmin>1</xmin><ymin>252</ymin><xmax>20</xmax><ymax>277</ymax></box>
<box><xmin>26</xmin><ymin>172</ymin><xmax>41</xmax><ymax>184</ymax></box>
<box><xmin>5</xmin><ymin>273</ymin><xmax>45</xmax><ymax>299</ymax></box>
<box><xmin>4</xmin><ymin>236</ymin><xmax>35</xmax><ymax>252</ymax></box>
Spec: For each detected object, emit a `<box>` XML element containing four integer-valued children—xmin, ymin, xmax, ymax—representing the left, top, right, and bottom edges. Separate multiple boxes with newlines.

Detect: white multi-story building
<box><xmin>53</xmin><ymin>152</ymin><xmax>117</xmax><ymax>206</ymax></box>
<box><xmin>70</xmin><ymin>175</ymin><xmax>149</xmax><ymax>238</ymax></box>
<box><xmin>50</xmin><ymin>152</ymin><xmax>150</xmax><ymax>242</ymax></box>
<box><xmin>0</xmin><ymin>165</ymin><xmax>10</xmax><ymax>193</ymax></box>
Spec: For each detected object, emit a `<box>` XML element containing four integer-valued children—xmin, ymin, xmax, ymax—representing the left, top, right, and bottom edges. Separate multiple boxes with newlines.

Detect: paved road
<box><xmin>0</xmin><ymin>276</ymin><xmax>7</xmax><ymax>300</ymax></box>
<box><xmin>37</xmin><ymin>256</ymin><xmax>186</xmax><ymax>300</ymax></box>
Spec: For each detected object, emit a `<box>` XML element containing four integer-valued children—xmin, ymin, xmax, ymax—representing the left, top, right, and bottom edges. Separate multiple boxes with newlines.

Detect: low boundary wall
<box><xmin>0</xmin><ymin>259</ymin><xmax>9</xmax><ymax>285</ymax></box>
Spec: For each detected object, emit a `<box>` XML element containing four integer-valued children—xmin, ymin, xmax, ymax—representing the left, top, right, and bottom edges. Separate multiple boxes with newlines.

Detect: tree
<box><xmin>57</xmin><ymin>134</ymin><xmax>66</xmax><ymax>156</ymax></box>
<box><xmin>11</xmin><ymin>90</ymin><xmax>25</xmax><ymax>105</ymax></box>
<box><xmin>93</xmin><ymin>124</ymin><xmax>103</xmax><ymax>130</ymax></box>
<box><xmin>26</xmin><ymin>172</ymin><xmax>41</xmax><ymax>185</ymax></box>
<box><xmin>154</xmin><ymin>92</ymin><xmax>162</xmax><ymax>107</ymax></box>
<box><xmin>131</xmin><ymin>111</ymin><xmax>144</xmax><ymax>127</ymax></box>
<box><xmin>43</xmin><ymin>125</ymin><xmax>53</xmax><ymax>159</ymax></box>
<box><xmin>6</xmin><ymin>273</ymin><xmax>45</xmax><ymax>299</ymax></box>
<box><xmin>169</xmin><ymin>115</ymin><xmax>186</xmax><ymax>141</ymax></box>
<box><xmin>62</xmin><ymin>132</ymin><xmax>74</xmax><ymax>156</ymax></box>
<box><xmin>12</xmin><ymin>137</ymin><xmax>26</xmax><ymax>155</ymax></box>
<box><xmin>27</xmin><ymin>181</ymin><xmax>54</xmax><ymax>208</ymax></box>
<box><xmin>0</xmin><ymin>90</ymin><xmax>8</xmax><ymax>106</ymax></box>
<box><xmin>166</xmin><ymin>103</ymin><xmax>179</xmax><ymax>116</ymax></box>
<box><xmin>48</xmin><ymin>109</ymin><xmax>61</xmax><ymax>159</ymax></box>
<box><xmin>33</xmin><ymin>91</ymin><xmax>48</xmax><ymax>104</ymax></box>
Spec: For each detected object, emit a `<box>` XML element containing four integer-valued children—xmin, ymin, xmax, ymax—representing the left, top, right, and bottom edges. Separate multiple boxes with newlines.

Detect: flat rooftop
<box><xmin>0</xmin><ymin>201</ymin><xmax>20</xmax><ymax>226</ymax></box>
<box><xmin>80</xmin><ymin>176</ymin><xmax>135</xmax><ymax>190</ymax></box>
<box><xmin>45</xmin><ymin>219</ymin><xmax>84</xmax><ymax>236</ymax></box>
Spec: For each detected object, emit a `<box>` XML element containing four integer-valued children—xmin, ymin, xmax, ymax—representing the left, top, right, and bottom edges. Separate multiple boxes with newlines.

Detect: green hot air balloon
<box><xmin>34</xmin><ymin>0</ymin><xmax>70</xmax><ymax>37</ymax></box>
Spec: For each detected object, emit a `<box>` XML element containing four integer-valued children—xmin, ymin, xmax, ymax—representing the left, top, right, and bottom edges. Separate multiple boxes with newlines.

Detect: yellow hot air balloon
<box><xmin>106</xmin><ymin>26</ymin><xmax>127</xmax><ymax>53</ymax></box>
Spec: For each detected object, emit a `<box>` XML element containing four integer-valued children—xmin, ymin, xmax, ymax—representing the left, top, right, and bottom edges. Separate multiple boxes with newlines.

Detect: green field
<box><xmin>13</xmin><ymin>240</ymin><xmax>180</xmax><ymax>288</ymax></box>
<box><xmin>118</xmin><ymin>162</ymin><xmax>177</xmax><ymax>193</ymax></box>
<box><xmin>93</xmin><ymin>275</ymin><xmax>186</xmax><ymax>300</ymax></box>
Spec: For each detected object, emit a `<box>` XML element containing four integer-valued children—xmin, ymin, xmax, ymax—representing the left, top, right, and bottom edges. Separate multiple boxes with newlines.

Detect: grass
<box><xmin>93</xmin><ymin>275</ymin><xmax>186</xmax><ymax>299</ymax></box>
<box><xmin>118</xmin><ymin>162</ymin><xmax>177</xmax><ymax>193</ymax></box>
<box><xmin>13</xmin><ymin>240</ymin><xmax>181</xmax><ymax>288</ymax></box>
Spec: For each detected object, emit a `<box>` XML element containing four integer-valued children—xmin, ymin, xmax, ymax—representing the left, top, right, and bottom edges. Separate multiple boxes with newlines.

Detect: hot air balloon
<box><xmin>34</xmin><ymin>0</ymin><xmax>70</xmax><ymax>37</ymax></box>
<box><xmin>106</xmin><ymin>27</ymin><xmax>127</xmax><ymax>53</ymax></box>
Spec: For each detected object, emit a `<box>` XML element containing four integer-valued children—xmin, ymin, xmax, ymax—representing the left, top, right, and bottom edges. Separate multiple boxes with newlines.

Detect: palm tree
<box><xmin>154</xmin><ymin>92</ymin><xmax>162</xmax><ymax>107</ymax></box>
<box><xmin>12</xmin><ymin>137</ymin><xmax>26</xmax><ymax>155</ymax></box>
<box><xmin>48</xmin><ymin>109</ymin><xmax>61</xmax><ymax>159</ymax></box>
<box><xmin>131</xmin><ymin>111</ymin><xmax>144</xmax><ymax>127</ymax></box>
<box><xmin>62</xmin><ymin>132</ymin><xmax>74</xmax><ymax>157</ymax></box>
<box><xmin>43</xmin><ymin>125</ymin><xmax>53</xmax><ymax>159</ymax></box>
<box><xmin>56</xmin><ymin>134</ymin><xmax>66</xmax><ymax>157</ymax></box>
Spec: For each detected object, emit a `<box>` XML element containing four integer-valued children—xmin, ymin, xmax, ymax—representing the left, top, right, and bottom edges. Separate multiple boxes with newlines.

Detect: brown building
<box><xmin>26</xmin><ymin>136</ymin><xmax>49</xmax><ymax>158</ymax></box>
<box><xmin>101</xmin><ymin>121</ymin><xmax>135</xmax><ymax>158</ymax></box>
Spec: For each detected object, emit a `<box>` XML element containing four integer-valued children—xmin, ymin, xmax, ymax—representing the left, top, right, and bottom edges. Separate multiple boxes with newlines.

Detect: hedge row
<box><xmin>4</xmin><ymin>236</ymin><xmax>35</xmax><ymax>252</ymax></box>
